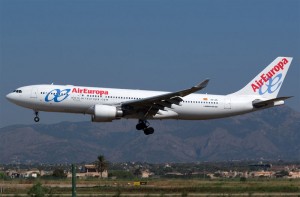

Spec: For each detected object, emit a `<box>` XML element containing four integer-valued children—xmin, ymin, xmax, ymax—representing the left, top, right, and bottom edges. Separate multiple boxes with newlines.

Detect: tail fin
<box><xmin>231</xmin><ymin>57</ymin><xmax>293</xmax><ymax>99</ymax></box>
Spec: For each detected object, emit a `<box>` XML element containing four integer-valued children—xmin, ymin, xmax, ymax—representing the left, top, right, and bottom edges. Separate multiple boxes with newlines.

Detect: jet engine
<box><xmin>92</xmin><ymin>105</ymin><xmax>123</xmax><ymax>122</ymax></box>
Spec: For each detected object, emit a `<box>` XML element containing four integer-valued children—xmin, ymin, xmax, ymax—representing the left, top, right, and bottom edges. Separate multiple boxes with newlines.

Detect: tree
<box><xmin>134</xmin><ymin>168</ymin><xmax>142</xmax><ymax>178</ymax></box>
<box><xmin>275</xmin><ymin>170</ymin><xmax>289</xmax><ymax>178</ymax></box>
<box><xmin>95</xmin><ymin>155</ymin><xmax>109</xmax><ymax>178</ymax></box>
<box><xmin>52</xmin><ymin>168</ymin><xmax>66</xmax><ymax>178</ymax></box>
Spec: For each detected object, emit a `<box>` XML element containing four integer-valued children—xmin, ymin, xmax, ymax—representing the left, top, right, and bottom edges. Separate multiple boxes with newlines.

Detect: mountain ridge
<box><xmin>0</xmin><ymin>106</ymin><xmax>299</xmax><ymax>163</ymax></box>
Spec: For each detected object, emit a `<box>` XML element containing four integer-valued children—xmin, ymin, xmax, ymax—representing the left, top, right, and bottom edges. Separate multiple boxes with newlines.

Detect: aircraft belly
<box><xmin>29</xmin><ymin>99</ymin><xmax>90</xmax><ymax>114</ymax></box>
<box><xmin>172</xmin><ymin>104</ymin><xmax>217</xmax><ymax>119</ymax></box>
<box><xmin>171</xmin><ymin>101</ymin><xmax>253</xmax><ymax>120</ymax></box>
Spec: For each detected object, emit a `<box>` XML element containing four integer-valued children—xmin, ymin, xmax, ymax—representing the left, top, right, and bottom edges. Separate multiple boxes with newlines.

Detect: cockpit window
<box><xmin>13</xmin><ymin>90</ymin><xmax>22</xmax><ymax>93</ymax></box>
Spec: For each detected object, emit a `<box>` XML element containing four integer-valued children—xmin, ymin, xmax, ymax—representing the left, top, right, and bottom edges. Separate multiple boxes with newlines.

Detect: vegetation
<box><xmin>95</xmin><ymin>155</ymin><xmax>109</xmax><ymax>178</ymax></box>
<box><xmin>27</xmin><ymin>182</ymin><xmax>51</xmax><ymax>197</ymax></box>
<box><xmin>134</xmin><ymin>168</ymin><xmax>142</xmax><ymax>177</ymax></box>
<box><xmin>108</xmin><ymin>170</ymin><xmax>134</xmax><ymax>179</ymax></box>
<box><xmin>275</xmin><ymin>170</ymin><xmax>290</xmax><ymax>177</ymax></box>
<box><xmin>1</xmin><ymin>161</ymin><xmax>300</xmax><ymax>196</ymax></box>
<box><xmin>240</xmin><ymin>177</ymin><xmax>247</xmax><ymax>182</ymax></box>
<box><xmin>52</xmin><ymin>168</ymin><xmax>66</xmax><ymax>178</ymax></box>
<box><xmin>0</xmin><ymin>172</ymin><xmax>6</xmax><ymax>179</ymax></box>
<box><xmin>1</xmin><ymin>178</ymin><xmax>300</xmax><ymax>196</ymax></box>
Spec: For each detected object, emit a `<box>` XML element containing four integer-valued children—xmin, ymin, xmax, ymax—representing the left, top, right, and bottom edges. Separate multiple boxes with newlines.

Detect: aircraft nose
<box><xmin>6</xmin><ymin>93</ymin><xmax>15</xmax><ymax>102</ymax></box>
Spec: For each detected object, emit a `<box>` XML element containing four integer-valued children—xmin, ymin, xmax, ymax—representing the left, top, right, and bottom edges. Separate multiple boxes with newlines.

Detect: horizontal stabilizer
<box><xmin>252</xmin><ymin>96</ymin><xmax>293</xmax><ymax>108</ymax></box>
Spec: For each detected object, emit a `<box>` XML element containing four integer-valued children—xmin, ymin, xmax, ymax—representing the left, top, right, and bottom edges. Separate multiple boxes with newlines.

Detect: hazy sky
<box><xmin>0</xmin><ymin>0</ymin><xmax>299</xmax><ymax>127</ymax></box>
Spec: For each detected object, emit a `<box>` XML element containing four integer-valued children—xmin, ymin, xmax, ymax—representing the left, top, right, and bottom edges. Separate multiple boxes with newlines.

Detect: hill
<box><xmin>0</xmin><ymin>106</ymin><xmax>299</xmax><ymax>163</ymax></box>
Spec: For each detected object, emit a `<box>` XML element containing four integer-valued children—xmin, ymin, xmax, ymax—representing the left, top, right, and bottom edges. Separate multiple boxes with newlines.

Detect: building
<box><xmin>251</xmin><ymin>171</ymin><xmax>274</xmax><ymax>178</ymax></box>
<box><xmin>288</xmin><ymin>171</ymin><xmax>300</xmax><ymax>178</ymax></box>
<box><xmin>67</xmin><ymin>164</ymin><xmax>108</xmax><ymax>178</ymax></box>
<box><xmin>140</xmin><ymin>170</ymin><xmax>153</xmax><ymax>178</ymax></box>
<box><xmin>6</xmin><ymin>169</ymin><xmax>41</xmax><ymax>178</ymax></box>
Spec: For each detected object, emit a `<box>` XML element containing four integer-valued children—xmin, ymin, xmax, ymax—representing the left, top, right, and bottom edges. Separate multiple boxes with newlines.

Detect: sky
<box><xmin>0</xmin><ymin>0</ymin><xmax>299</xmax><ymax>128</ymax></box>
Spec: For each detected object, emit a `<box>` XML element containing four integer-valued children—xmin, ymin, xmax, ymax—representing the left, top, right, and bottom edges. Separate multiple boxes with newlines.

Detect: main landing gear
<box><xmin>136</xmin><ymin>120</ymin><xmax>154</xmax><ymax>135</ymax></box>
<box><xmin>34</xmin><ymin>111</ymin><xmax>40</xmax><ymax>122</ymax></box>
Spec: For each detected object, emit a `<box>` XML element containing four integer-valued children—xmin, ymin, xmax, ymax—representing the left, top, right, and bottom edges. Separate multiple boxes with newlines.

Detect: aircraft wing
<box><xmin>121</xmin><ymin>79</ymin><xmax>209</xmax><ymax>117</ymax></box>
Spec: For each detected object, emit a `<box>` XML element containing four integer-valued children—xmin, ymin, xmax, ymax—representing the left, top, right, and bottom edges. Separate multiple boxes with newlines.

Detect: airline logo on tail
<box><xmin>251</xmin><ymin>58</ymin><xmax>289</xmax><ymax>95</ymax></box>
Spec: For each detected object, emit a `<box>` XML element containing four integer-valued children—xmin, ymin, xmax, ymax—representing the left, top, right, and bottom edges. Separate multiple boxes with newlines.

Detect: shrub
<box><xmin>27</xmin><ymin>182</ymin><xmax>51</xmax><ymax>197</ymax></box>
<box><xmin>240</xmin><ymin>177</ymin><xmax>247</xmax><ymax>182</ymax></box>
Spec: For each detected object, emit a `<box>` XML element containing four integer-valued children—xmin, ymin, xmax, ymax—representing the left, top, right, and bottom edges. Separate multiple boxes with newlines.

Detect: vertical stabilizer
<box><xmin>231</xmin><ymin>57</ymin><xmax>292</xmax><ymax>99</ymax></box>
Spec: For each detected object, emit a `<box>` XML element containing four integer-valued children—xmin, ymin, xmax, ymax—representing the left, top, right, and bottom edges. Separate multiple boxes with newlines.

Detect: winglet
<box><xmin>194</xmin><ymin>78</ymin><xmax>210</xmax><ymax>89</ymax></box>
<box><xmin>178</xmin><ymin>79</ymin><xmax>210</xmax><ymax>97</ymax></box>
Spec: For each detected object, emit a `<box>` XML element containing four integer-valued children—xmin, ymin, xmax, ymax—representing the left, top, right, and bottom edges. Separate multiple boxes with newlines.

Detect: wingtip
<box><xmin>203</xmin><ymin>78</ymin><xmax>210</xmax><ymax>84</ymax></box>
<box><xmin>285</xmin><ymin>96</ymin><xmax>294</xmax><ymax>99</ymax></box>
<box><xmin>195</xmin><ymin>78</ymin><xmax>210</xmax><ymax>89</ymax></box>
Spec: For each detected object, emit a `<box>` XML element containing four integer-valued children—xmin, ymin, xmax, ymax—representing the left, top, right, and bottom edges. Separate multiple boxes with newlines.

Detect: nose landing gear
<box><xmin>34</xmin><ymin>111</ymin><xmax>40</xmax><ymax>122</ymax></box>
<box><xmin>136</xmin><ymin>120</ymin><xmax>154</xmax><ymax>135</ymax></box>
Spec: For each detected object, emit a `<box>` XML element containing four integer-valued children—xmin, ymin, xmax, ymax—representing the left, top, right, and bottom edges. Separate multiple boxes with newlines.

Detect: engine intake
<box><xmin>92</xmin><ymin>105</ymin><xmax>123</xmax><ymax>122</ymax></box>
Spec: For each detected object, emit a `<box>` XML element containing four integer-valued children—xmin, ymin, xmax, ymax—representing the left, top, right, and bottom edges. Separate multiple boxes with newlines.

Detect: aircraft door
<box><xmin>30</xmin><ymin>87</ymin><xmax>38</xmax><ymax>98</ymax></box>
<box><xmin>224</xmin><ymin>97</ymin><xmax>231</xmax><ymax>109</ymax></box>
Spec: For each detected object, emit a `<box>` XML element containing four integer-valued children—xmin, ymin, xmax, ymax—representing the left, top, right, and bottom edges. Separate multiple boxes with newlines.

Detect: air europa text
<box><xmin>72</xmin><ymin>88</ymin><xmax>109</xmax><ymax>96</ymax></box>
<box><xmin>251</xmin><ymin>58</ymin><xmax>289</xmax><ymax>92</ymax></box>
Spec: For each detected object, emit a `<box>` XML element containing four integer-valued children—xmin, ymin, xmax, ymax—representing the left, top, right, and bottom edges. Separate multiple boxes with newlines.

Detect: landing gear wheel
<box><xmin>144</xmin><ymin>127</ymin><xmax>154</xmax><ymax>135</ymax></box>
<box><xmin>34</xmin><ymin>111</ymin><xmax>39</xmax><ymax>122</ymax></box>
<box><xmin>136</xmin><ymin>120</ymin><xmax>149</xmax><ymax>130</ymax></box>
<box><xmin>136</xmin><ymin>123</ymin><xmax>146</xmax><ymax>130</ymax></box>
<box><xmin>136</xmin><ymin>120</ymin><xmax>154</xmax><ymax>135</ymax></box>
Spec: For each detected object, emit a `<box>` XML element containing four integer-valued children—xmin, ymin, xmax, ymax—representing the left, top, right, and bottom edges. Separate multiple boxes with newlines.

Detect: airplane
<box><xmin>6</xmin><ymin>57</ymin><xmax>293</xmax><ymax>135</ymax></box>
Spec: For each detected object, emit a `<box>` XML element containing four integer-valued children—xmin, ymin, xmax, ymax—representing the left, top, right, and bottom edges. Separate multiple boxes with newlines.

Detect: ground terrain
<box><xmin>1</xmin><ymin>178</ymin><xmax>300</xmax><ymax>196</ymax></box>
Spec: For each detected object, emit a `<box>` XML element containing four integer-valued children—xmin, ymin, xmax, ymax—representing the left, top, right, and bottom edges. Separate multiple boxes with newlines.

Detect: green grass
<box><xmin>1</xmin><ymin>178</ymin><xmax>300</xmax><ymax>195</ymax></box>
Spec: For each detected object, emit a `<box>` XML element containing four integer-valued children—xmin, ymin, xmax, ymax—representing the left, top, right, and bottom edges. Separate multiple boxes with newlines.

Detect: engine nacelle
<box><xmin>92</xmin><ymin>105</ymin><xmax>123</xmax><ymax>122</ymax></box>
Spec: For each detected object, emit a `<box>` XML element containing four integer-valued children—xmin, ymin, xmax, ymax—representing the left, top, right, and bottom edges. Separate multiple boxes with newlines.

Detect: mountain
<box><xmin>0</xmin><ymin>106</ymin><xmax>299</xmax><ymax>163</ymax></box>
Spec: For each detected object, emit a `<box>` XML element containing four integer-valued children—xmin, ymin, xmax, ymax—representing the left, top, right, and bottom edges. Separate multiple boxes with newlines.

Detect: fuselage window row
<box><xmin>38</xmin><ymin>91</ymin><xmax>219</xmax><ymax>105</ymax></box>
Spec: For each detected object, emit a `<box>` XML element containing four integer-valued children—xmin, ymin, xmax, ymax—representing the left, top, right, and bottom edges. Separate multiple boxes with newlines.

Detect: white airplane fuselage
<box><xmin>7</xmin><ymin>84</ymin><xmax>256</xmax><ymax>120</ymax></box>
<box><xmin>6</xmin><ymin>57</ymin><xmax>293</xmax><ymax>135</ymax></box>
